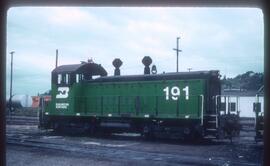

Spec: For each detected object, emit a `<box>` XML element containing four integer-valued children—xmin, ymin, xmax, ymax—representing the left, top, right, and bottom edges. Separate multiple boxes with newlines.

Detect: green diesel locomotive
<box><xmin>40</xmin><ymin>58</ymin><xmax>240</xmax><ymax>140</ymax></box>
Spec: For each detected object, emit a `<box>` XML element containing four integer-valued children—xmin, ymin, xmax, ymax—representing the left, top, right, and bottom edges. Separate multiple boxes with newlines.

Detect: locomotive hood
<box><xmin>90</xmin><ymin>70</ymin><xmax>220</xmax><ymax>82</ymax></box>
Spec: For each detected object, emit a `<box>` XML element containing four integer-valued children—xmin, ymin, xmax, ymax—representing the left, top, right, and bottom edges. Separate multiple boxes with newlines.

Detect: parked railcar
<box><xmin>40</xmin><ymin>60</ymin><xmax>240</xmax><ymax>140</ymax></box>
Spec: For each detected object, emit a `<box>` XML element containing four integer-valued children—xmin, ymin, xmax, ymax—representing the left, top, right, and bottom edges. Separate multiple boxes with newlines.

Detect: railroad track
<box><xmin>240</xmin><ymin>117</ymin><xmax>256</xmax><ymax>132</ymax></box>
<box><xmin>6</xmin><ymin>117</ymin><xmax>262</xmax><ymax>166</ymax></box>
<box><xmin>7</xmin><ymin>136</ymin><xmax>260</xmax><ymax>166</ymax></box>
<box><xmin>6</xmin><ymin>116</ymin><xmax>38</xmax><ymax>125</ymax></box>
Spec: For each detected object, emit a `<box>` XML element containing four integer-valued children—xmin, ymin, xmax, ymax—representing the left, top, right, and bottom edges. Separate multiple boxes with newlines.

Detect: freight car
<box><xmin>40</xmin><ymin>58</ymin><xmax>240</xmax><ymax>140</ymax></box>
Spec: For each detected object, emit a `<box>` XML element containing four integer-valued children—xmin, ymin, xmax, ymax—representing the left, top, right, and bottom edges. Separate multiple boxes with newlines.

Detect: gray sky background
<box><xmin>6</xmin><ymin>7</ymin><xmax>264</xmax><ymax>96</ymax></box>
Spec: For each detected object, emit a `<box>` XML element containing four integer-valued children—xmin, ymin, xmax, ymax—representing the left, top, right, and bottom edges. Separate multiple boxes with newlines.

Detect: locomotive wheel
<box><xmin>142</xmin><ymin>125</ymin><xmax>155</xmax><ymax>140</ymax></box>
<box><xmin>84</xmin><ymin>123</ymin><xmax>96</xmax><ymax>135</ymax></box>
<box><xmin>102</xmin><ymin>131</ymin><xmax>112</xmax><ymax>137</ymax></box>
<box><xmin>53</xmin><ymin>123</ymin><xmax>64</xmax><ymax>134</ymax></box>
<box><xmin>143</xmin><ymin>132</ymin><xmax>155</xmax><ymax>140</ymax></box>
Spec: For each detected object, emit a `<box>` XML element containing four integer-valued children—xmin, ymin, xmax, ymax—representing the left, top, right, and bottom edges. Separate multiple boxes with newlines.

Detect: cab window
<box><xmin>75</xmin><ymin>74</ymin><xmax>84</xmax><ymax>83</ymax></box>
<box><xmin>65</xmin><ymin>74</ymin><xmax>69</xmax><ymax>84</ymax></box>
<box><xmin>76</xmin><ymin>74</ymin><xmax>80</xmax><ymax>83</ymax></box>
<box><xmin>57</xmin><ymin>74</ymin><xmax>62</xmax><ymax>84</ymax></box>
<box><xmin>57</xmin><ymin>73</ymin><xmax>70</xmax><ymax>85</ymax></box>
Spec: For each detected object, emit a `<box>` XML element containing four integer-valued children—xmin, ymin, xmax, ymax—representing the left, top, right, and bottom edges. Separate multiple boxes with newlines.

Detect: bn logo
<box><xmin>56</xmin><ymin>87</ymin><xmax>69</xmax><ymax>99</ymax></box>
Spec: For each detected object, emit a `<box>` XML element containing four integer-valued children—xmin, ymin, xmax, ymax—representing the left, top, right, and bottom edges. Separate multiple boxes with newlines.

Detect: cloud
<box><xmin>47</xmin><ymin>8</ymin><xmax>90</xmax><ymax>26</ymax></box>
<box><xmin>6</xmin><ymin>7</ymin><xmax>264</xmax><ymax>95</ymax></box>
<box><xmin>46</xmin><ymin>7</ymin><xmax>116</xmax><ymax>34</ymax></box>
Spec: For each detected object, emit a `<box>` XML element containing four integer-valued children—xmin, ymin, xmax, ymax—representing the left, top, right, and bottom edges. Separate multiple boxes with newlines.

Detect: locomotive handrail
<box><xmin>200</xmin><ymin>94</ymin><xmax>204</xmax><ymax>126</ymax></box>
<box><xmin>214</xmin><ymin>95</ymin><xmax>220</xmax><ymax>128</ymax></box>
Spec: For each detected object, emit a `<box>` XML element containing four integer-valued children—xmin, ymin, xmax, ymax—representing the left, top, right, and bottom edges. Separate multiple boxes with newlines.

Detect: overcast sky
<box><xmin>6</xmin><ymin>7</ymin><xmax>264</xmax><ymax>96</ymax></box>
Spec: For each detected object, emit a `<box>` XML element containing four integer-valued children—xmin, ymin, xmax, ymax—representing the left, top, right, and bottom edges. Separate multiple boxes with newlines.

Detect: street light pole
<box><xmin>9</xmin><ymin>51</ymin><xmax>15</xmax><ymax>115</ymax></box>
<box><xmin>173</xmin><ymin>37</ymin><xmax>182</xmax><ymax>72</ymax></box>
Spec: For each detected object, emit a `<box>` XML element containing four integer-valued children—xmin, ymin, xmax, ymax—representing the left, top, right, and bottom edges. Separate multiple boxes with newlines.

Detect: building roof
<box><xmin>221</xmin><ymin>89</ymin><xmax>264</xmax><ymax>96</ymax></box>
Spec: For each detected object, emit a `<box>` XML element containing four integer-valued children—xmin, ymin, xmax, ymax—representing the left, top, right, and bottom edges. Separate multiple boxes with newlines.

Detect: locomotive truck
<box><xmin>40</xmin><ymin>57</ymin><xmax>240</xmax><ymax>140</ymax></box>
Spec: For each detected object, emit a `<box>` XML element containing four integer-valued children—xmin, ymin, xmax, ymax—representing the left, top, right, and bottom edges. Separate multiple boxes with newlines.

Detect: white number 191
<box><xmin>163</xmin><ymin>86</ymin><xmax>189</xmax><ymax>100</ymax></box>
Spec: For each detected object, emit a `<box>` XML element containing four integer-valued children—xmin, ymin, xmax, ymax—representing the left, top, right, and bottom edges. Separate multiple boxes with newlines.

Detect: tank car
<box><xmin>6</xmin><ymin>94</ymin><xmax>33</xmax><ymax>108</ymax></box>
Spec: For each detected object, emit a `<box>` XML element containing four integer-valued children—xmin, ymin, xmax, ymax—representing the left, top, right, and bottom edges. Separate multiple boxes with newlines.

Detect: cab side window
<box><xmin>57</xmin><ymin>74</ymin><xmax>62</xmax><ymax>84</ymax></box>
<box><xmin>61</xmin><ymin>74</ymin><xmax>66</xmax><ymax>84</ymax></box>
<box><xmin>65</xmin><ymin>74</ymin><xmax>69</xmax><ymax>84</ymax></box>
<box><xmin>76</xmin><ymin>74</ymin><xmax>80</xmax><ymax>83</ymax></box>
<box><xmin>75</xmin><ymin>74</ymin><xmax>84</xmax><ymax>83</ymax></box>
<box><xmin>57</xmin><ymin>73</ymin><xmax>70</xmax><ymax>85</ymax></box>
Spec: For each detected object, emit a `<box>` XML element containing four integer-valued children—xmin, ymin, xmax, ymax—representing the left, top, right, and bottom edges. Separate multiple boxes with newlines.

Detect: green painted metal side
<box><xmin>46</xmin><ymin>79</ymin><xmax>206</xmax><ymax>119</ymax></box>
<box><xmin>45</xmin><ymin>84</ymin><xmax>81</xmax><ymax>116</ymax></box>
<box><xmin>78</xmin><ymin>80</ymin><xmax>205</xmax><ymax>119</ymax></box>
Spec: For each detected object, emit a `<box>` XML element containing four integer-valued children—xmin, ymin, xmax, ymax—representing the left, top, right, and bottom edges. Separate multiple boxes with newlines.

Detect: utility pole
<box><xmin>9</xmin><ymin>51</ymin><xmax>15</xmax><ymax>115</ymax></box>
<box><xmin>55</xmin><ymin>49</ymin><xmax>58</xmax><ymax>68</ymax></box>
<box><xmin>173</xmin><ymin>37</ymin><xmax>182</xmax><ymax>72</ymax></box>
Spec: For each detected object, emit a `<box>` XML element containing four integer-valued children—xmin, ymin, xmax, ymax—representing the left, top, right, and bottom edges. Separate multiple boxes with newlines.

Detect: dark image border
<box><xmin>0</xmin><ymin>0</ymin><xmax>268</xmax><ymax>166</ymax></box>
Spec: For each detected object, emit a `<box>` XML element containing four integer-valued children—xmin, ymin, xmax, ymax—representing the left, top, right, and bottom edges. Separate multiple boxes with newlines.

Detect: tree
<box><xmin>221</xmin><ymin>71</ymin><xmax>263</xmax><ymax>91</ymax></box>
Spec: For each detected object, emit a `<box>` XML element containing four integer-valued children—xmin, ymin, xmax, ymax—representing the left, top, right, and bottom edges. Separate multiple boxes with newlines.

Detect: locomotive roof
<box><xmin>89</xmin><ymin>70</ymin><xmax>220</xmax><ymax>83</ymax></box>
<box><xmin>52</xmin><ymin>62</ymin><xmax>107</xmax><ymax>76</ymax></box>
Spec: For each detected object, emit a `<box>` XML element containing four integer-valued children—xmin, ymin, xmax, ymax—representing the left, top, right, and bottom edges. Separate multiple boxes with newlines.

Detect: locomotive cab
<box><xmin>41</xmin><ymin>62</ymin><xmax>107</xmax><ymax>129</ymax></box>
<box><xmin>51</xmin><ymin>62</ymin><xmax>107</xmax><ymax>99</ymax></box>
